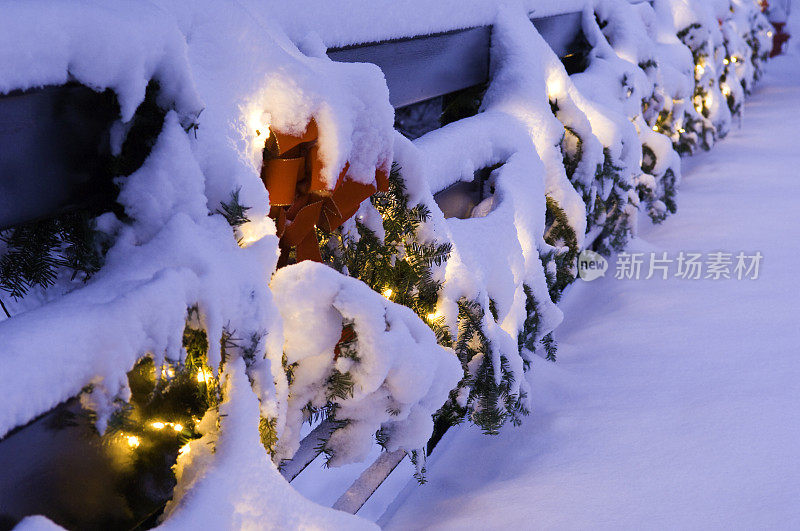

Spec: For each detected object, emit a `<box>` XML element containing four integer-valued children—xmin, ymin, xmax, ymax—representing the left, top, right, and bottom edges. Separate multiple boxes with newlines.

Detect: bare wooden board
<box><xmin>0</xmin><ymin>85</ymin><xmax>117</xmax><ymax>230</ymax></box>
<box><xmin>532</xmin><ymin>11</ymin><xmax>584</xmax><ymax>58</ymax></box>
<box><xmin>328</xmin><ymin>27</ymin><xmax>490</xmax><ymax>108</ymax></box>
<box><xmin>331</xmin><ymin>449</ymin><xmax>407</xmax><ymax>514</ymax></box>
<box><xmin>279</xmin><ymin>420</ymin><xmax>338</xmax><ymax>482</ymax></box>
<box><xmin>328</xmin><ymin>11</ymin><xmax>584</xmax><ymax>108</ymax></box>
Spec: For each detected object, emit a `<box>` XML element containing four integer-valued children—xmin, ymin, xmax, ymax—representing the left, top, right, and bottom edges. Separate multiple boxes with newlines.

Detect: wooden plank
<box><xmin>279</xmin><ymin>419</ymin><xmax>338</xmax><ymax>482</ymax></box>
<box><xmin>0</xmin><ymin>85</ymin><xmax>116</xmax><ymax>230</ymax></box>
<box><xmin>328</xmin><ymin>12</ymin><xmax>584</xmax><ymax>109</ymax></box>
<box><xmin>328</xmin><ymin>27</ymin><xmax>490</xmax><ymax>108</ymax></box>
<box><xmin>331</xmin><ymin>449</ymin><xmax>407</xmax><ymax>514</ymax></box>
<box><xmin>531</xmin><ymin>11</ymin><xmax>584</xmax><ymax>58</ymax></box>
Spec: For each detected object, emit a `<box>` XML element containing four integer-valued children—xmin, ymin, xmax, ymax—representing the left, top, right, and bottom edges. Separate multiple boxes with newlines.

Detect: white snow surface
<box><xmin>155</xmin><ymin>0</ymin><xmax>395</xmax><ymax>243</ymax></box>
<box><xmin>270</xmin><ymin>261</ymin><xmax>462</xmax><ymax>466</ymax></box>
<box><xmin>255</xmin><ymin>0</ymin><xmax>588</xmax><ymax>48</ymax></box>
<box><xmin>0</xmin><ymin>0</ymin><xmax>203</xmax><ymax>122</ymax></box>
<box><xmin>0</xmin><ymin>112</ymin><xmax>282</xmax><ymax>438</ymax></box>
<box><xmin>159</xmin><ymin>357</ymin><xmax>374</xmax><ymax>530</ymax></box>
<box><xmin>381</xmin><ymin>55</ymin><xmax>800</xmax><ymax>529</ymax></box>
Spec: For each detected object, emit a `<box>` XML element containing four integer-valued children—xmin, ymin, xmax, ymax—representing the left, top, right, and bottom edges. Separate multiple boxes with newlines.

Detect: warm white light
<box><xmin>678</xmin><ymin>128</ymin><xmax>686</xmax><ymax>134</ymax></box>
<box><xmin>249</xmin><ymin>111</ymin><xmax>271</xmax><ymax>142</ymax></box>
<box><xmin>382</xmin><ymin>288</ymin><xmax>393</xmax><ymax>299</ymax></box>
<box><xmin>127</xmin><ymin>435</ymin><xmax>141</xmax><ymax>449</ymax></box>
<box><xmin>651</xmin><ymin>125</ymin><xmax>659</xmax><ymax>132</ymax></box>
<box><xmin>722</xmin><ymin>86</ymin><xmax>731</xmax><ymax>96</ymax></box>
<box><xmin>723</xmin><ymin>58</ymin><xmax>730</xmax><ymax>65</ymax></box>
<box><xmin>546</xmin><ymin>77</ymin><xmax>564</xmax><ymax>100</ymax></box>
<box><xmin>161</xmin><ymin>366</ymin><xmax>175</xmax><ymax>379</ymax></box>
<box><xmin>427</xmin><ymin>311</ymin><xmax>442</xmax><ymax>321</ymax></box>
<box><xmin>151</xmin><ymin>422</ymin><xmax>166</xmax><ymax>430</ymax></box>
<box><xmin>695</xmin><ymin>63</ymin><xmax>705</xmax><ymax>76</ymax></box>
<box><xmin>197</xmin><ymin>370</ymin><xmax>207</xmax><ymax>383</ymax></box>
<box><xmin>173</xmin><ymin>423</ymin><xmax>184</xmax><ymax>433</ymax></box>
<box><xmin>179</xmin><ymin>444</ymin><xmax>191</xmax><ymax>456</ymax></box>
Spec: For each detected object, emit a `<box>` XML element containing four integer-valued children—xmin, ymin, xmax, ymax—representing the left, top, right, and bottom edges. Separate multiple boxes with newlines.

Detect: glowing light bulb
<box><xmin>249</xmin><ymin>111</ymin><xmax>271</xmax><ymax>142</ymax></box>
<box><xmin>678</xmin><ymin>128</ymin><xmax>686</xmax><ymax>134</ymax></box>
<box><xmin>127</xmin><ymin>435</ymin><xmax>141</xmax><ymax>449</ymax></box>
<box><xmin>547</xmin><ymin>78</ymin><xmax>564</xmax><ymax>100</ymax></box>
<box><xmin>172</xmin><ymin>423</ymin><xmax>184</xmax><ymax>433</ymax></box>
<box><xmin>722</xmin><ymin>86</ymin><xmax>731</xmax><ymax>96</ymax></box>
<box><xmin>695</xmin><ymin>63</ymin><xmax>705</xmax><ymax>76</ymax></box>
<box><xmin>723</xmin><ymin>58</ymin><xmax>730</xmax><ymax>65</ymax></box>
<box><xmin>768</xmin><ymin>31</ymin><xmax>773</xmax><ymax>38</ymax></box>
<box><xmin>197</xmin><ymin>370</ymin><xmax>207</xmax><ymax>383</ymax></box>
<box><xmin>732</xmin><ymin>56</ymin><xmax>739</xmax><ymax>63</ymax></box>
<box><xmin>151</xmin><ymin>421</ymin><xmax>166</xmax><ymax>430</ymax></box>
<box><xmin>382</xmin><ymin>288</ymin><xmax>393</xmax><ymax>298</ymax></box>
<box><xmin>651</xmin><ymin>125</ymin><xmax>659</xmax><ymax>132</ymax></box>
<box><xmin>179</xmin><ymin>444</ymin><xmax>191</xmax><ymax>456</ymax></box>
<box><xmin>161</xmin><ymin>366</ymin><xmax>175</xmax><ymax>379</ymax></box>
<box><xmin>427</xmin><ymin>311</ymin><xmax>442</xmax><ymax>321</ymax></box>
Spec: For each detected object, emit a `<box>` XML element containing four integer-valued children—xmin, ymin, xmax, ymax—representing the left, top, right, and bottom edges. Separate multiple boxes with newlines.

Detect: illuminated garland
<box><xmin>318</xmin><ymin>165</ymin><xmax>550</xmax><ymax>442</ymax></box>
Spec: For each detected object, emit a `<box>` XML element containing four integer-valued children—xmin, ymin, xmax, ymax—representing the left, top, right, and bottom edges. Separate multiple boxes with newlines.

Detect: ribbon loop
<box><xmin>261</xmin><ymin>118</ymin><xmax>387</xmax><ymax>267</ymax></box>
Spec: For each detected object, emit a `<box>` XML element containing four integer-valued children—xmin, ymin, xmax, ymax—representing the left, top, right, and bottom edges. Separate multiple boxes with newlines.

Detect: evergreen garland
<box><xmin>440</xmin><ymin>83</ymin><xmax>487</xmax><ymax>128</ymax></box>
<box><xmin>318</xmin><ymin>163</ymin><xmax>452</xmax><ymax>341</ymax></box>
<box><xmin>719</xmin><ymin>44</ymin><xmax>743</xmax><ymax>119</ymax></box>
<box><xmin>746</xmin><ymin>10</ymin><xmax>772</xmax><ymax>82</ymax></box>
<box><xmin>517</xmin><ymin>284</ymin><xmax>557</xmax><ymax>364</ymax></box>
<box><xmin>543</xmin><ymin>196</ymin><xmax>579</xmax><ymax>302</ymax></box>
<box><xmin>654</xmin><ymin>106</ymin><xmax>700</xmax><ymax>157</ymax></box>
<box><xmin>95</xmin><ymin>308</ymin><xmax>221</xmax><ymax>528</ymax></box>
<box><xmin>318</xmin><ymin>164</ymin><xmax>549</xmax><ymax>445</ymax></box>
<box><xmin>549</xmin><ymin>99</ymin><xmax>632</xmax><ymax>255</ymax></box>
<box><xmin>433</xmin><ymin>298</ymin><xmax>530</xmax><ymax>437</ymax></box>
<box><xmin>0</xmin><ymin>211</ymin><xmax>104</xmax><ymax>300</ymax></box>
<box><xmin>592</xmin><ymin>148</ymin><xmax>633</xmax><ymax>255</ymax></box>
<box><xmin>638</xmin><ymin>145</ymin><xmax>678</xmax><ymax>224</ymax></box>
<box><xmin>561</xmin><ymin>126</ymin><xmax>584</xmax><ymax>183</ymax></box>
<box><xmin>677</xmin><ymin>23</ymin><xmax>718</xmax><ymax>151</ymax></box>
<box><xmin>550</xmin><ymin>98</ymin><xmax>590</xmax><ymax>205</ymax></box>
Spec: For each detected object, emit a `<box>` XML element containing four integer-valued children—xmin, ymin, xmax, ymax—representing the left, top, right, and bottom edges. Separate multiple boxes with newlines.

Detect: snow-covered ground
<box><xmin>380</xmin><ymin>54</ymin><xmax>800</xmax><ymax>529</ymax></box>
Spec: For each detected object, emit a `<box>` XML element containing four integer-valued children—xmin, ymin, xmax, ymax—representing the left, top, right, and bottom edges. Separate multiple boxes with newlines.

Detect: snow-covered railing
<box><xmin>275</xmin><ymin>0</ymin><xmax>777</xmax><ymax>516</ymax></box>
<box><xmin>328</xmin><ymin>11</ymin><xmax>584</xmax><ymax>108</ymax></box>
<box><xmin>0</xmin><ymin>0</ymin><xmax>777</xmax><ymax>528</ymax></box>
<box><xmin>275</xmin><ymin>10</ymin><xmax>588</xmax><ymax>501</ymax></box>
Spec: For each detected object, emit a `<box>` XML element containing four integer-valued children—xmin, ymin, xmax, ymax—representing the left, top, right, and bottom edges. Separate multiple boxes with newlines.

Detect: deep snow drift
<box><xmin>381</xmin><ymin>55</ymin><xmax>800</xmax><ymax>529</ymax></box>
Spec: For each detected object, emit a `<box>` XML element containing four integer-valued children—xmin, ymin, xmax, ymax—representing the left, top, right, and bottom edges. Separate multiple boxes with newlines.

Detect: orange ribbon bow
<box><xmin>261</xmin><ymin>119</ymin><xmax>389</xmax><ymax>267</ymax></box>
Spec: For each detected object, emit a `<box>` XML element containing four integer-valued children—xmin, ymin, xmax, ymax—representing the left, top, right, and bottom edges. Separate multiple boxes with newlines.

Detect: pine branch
<box><xmin>217</xmin><ymin>188</ymin><xmax>251</xmax><ymax>228</ymax></box>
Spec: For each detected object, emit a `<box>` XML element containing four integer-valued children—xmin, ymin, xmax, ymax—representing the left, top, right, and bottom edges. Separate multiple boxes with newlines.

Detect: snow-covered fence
<box><xmin>271</xmin><ymin>0</ymin><xmax>775</xmax><ymax>514</ymax></box>
<box><xmin>328</xmin><ymin>11</ymin><xmax>585</xmax><ymax>109</ymax></box>
<box><xmin>0</xmin><ymin>0</ymin><xmax>775</xmax><ymax>528</ymax></box>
